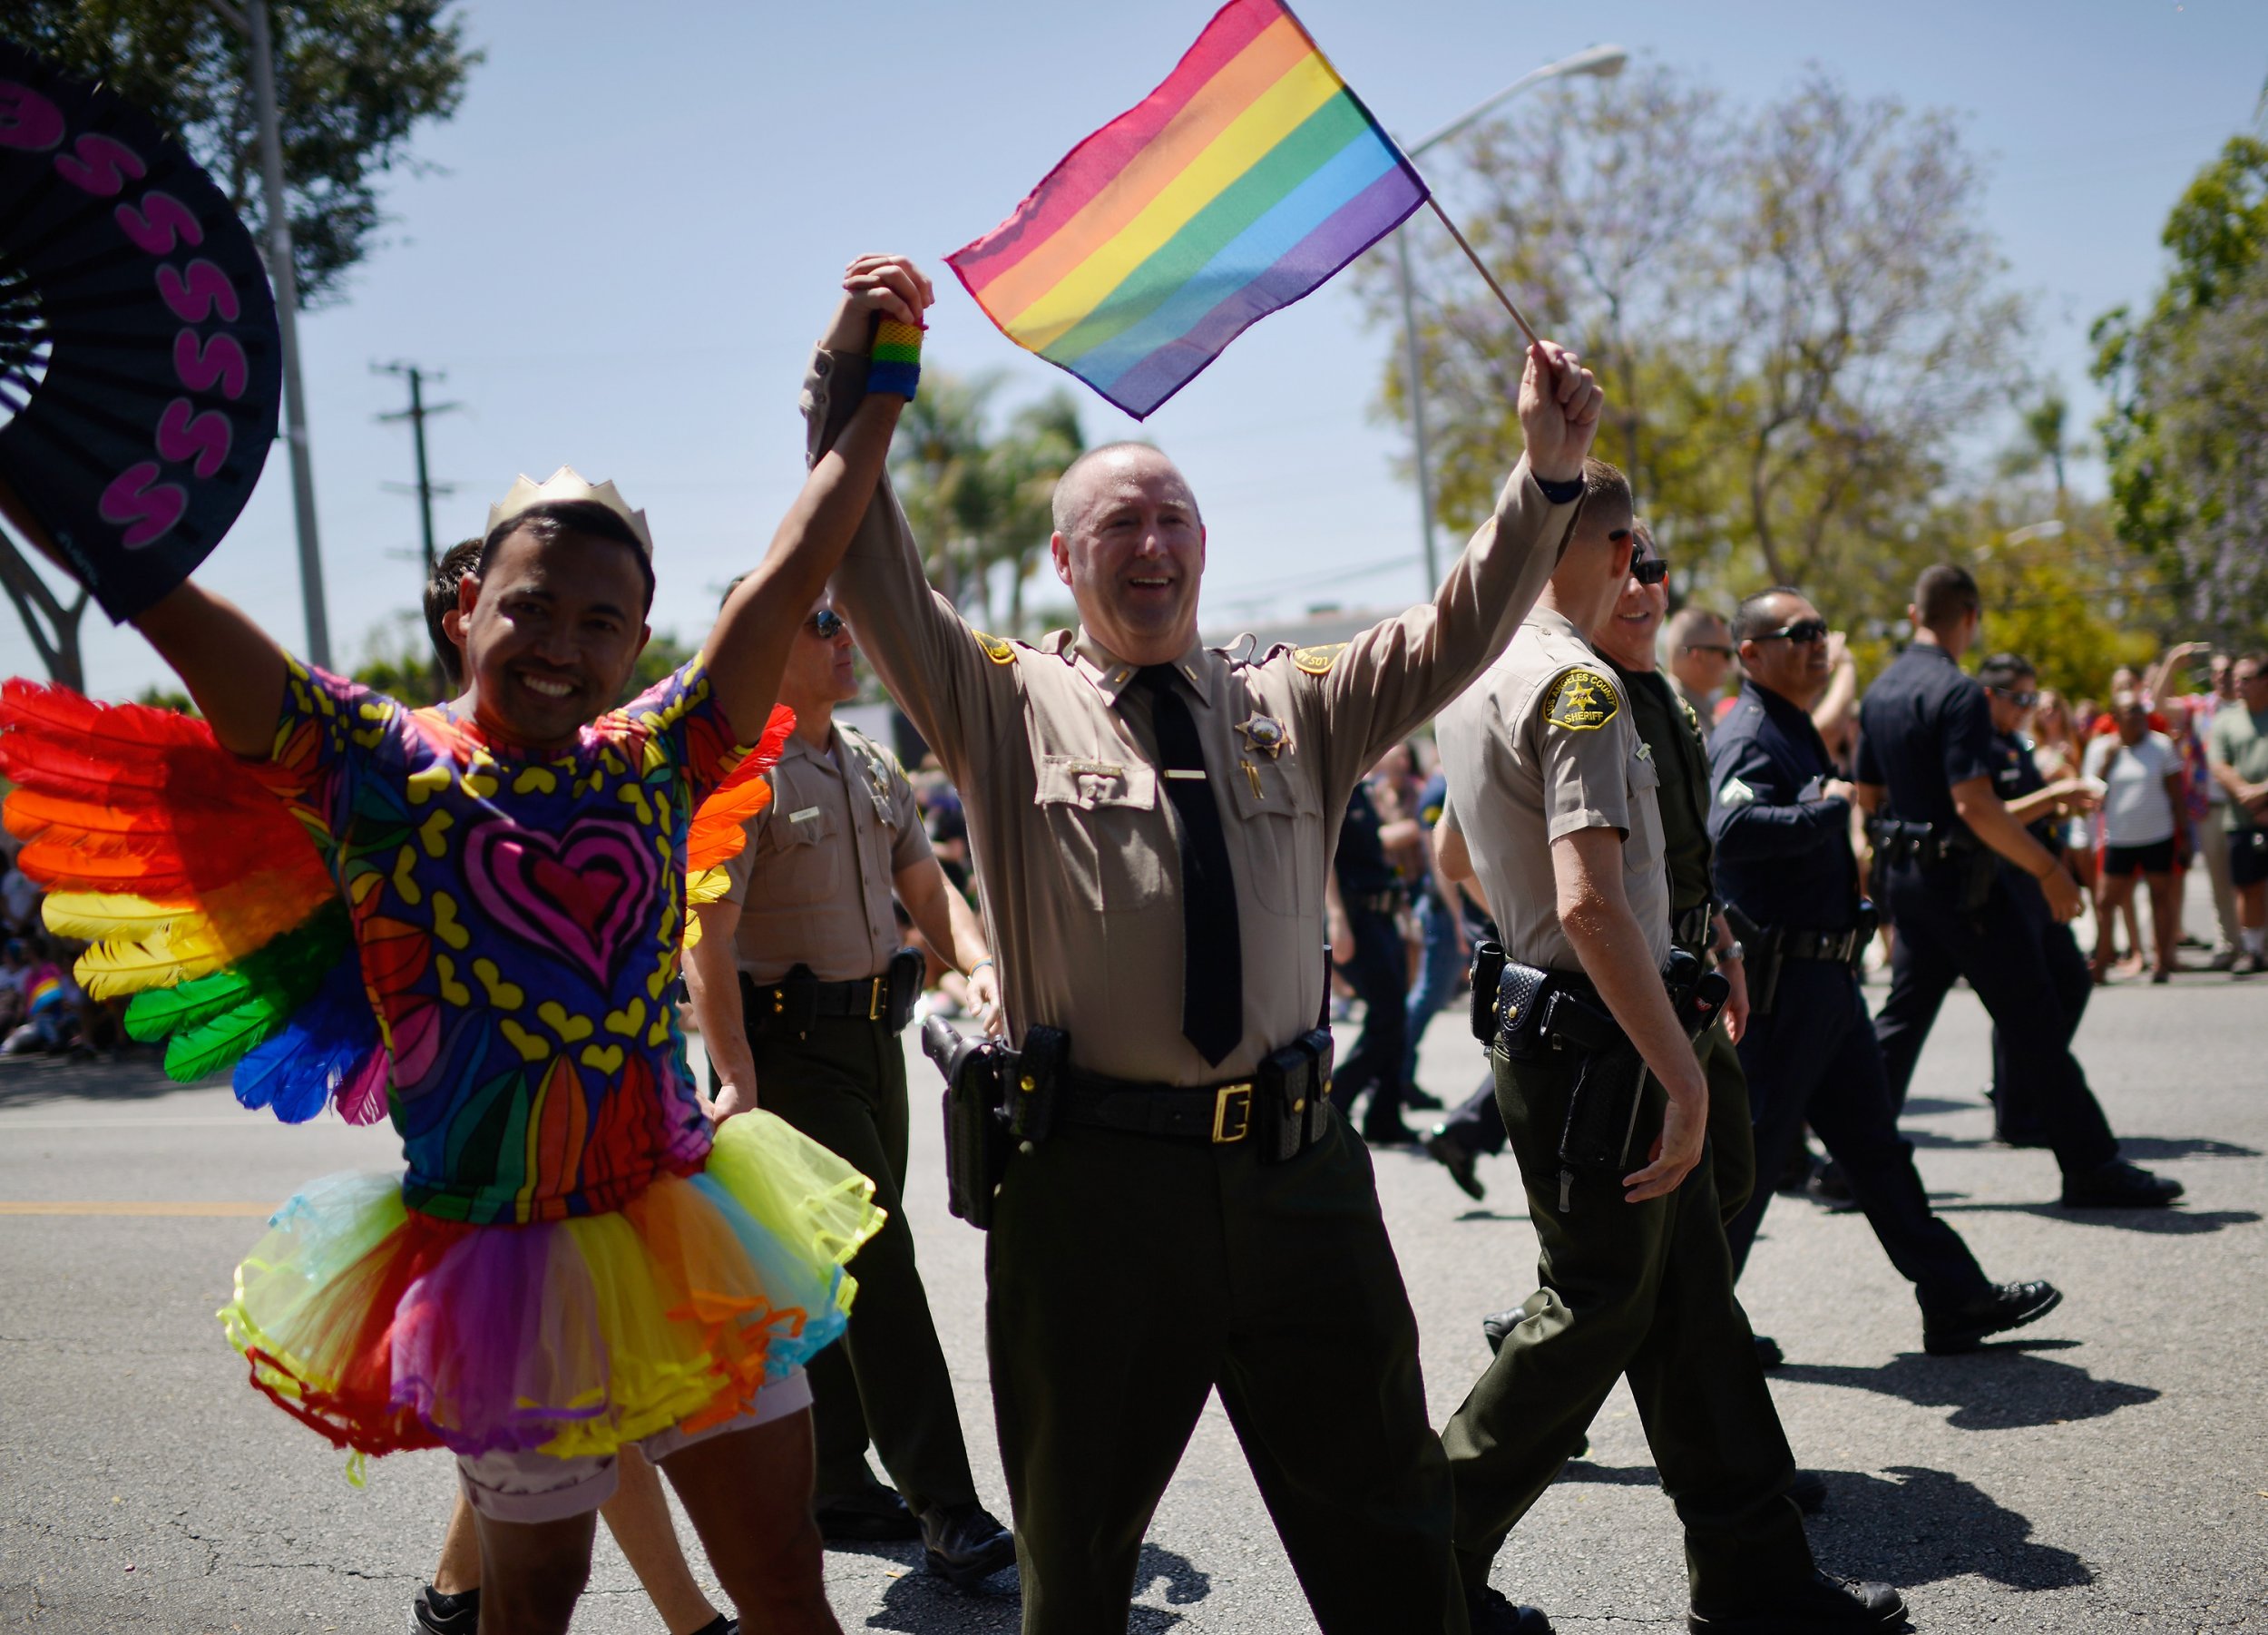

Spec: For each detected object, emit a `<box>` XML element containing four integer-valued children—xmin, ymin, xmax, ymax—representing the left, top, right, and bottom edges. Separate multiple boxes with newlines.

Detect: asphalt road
<box><xmin>4</xmin><ymin>945</ymin><xmax>2264</xmax><ymax>1632</ymax></box>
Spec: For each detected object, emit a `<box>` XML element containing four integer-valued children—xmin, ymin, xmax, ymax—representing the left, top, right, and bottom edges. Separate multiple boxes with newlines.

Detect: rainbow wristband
<box><xmin>869</xmin><ymin>318</ymin><xmax>923</xmax><ymax>401</ymax></box>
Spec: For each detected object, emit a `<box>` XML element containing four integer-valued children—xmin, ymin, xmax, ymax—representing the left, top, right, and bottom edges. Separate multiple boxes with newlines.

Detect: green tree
<box><xmin>1360</xmin><ymin>63</ymin><xmax>2028</xmax><ymax>631</ymax></box>
<box><xmin>2093</xmin><ymin>136</ymin><xmax>2268</xmax><ymax>641</ymax></box>
<box><xmin>891</xmin><ymin>372</ymin><xmax>1086</xmax><ymax>637</ymax></box>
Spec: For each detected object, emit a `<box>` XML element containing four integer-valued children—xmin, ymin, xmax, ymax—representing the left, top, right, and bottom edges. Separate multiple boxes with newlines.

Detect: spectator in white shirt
<box><xmin>2082</xmin><ymin>692</ymin><xmax>2187</xmax><ymax>984</ymax></box>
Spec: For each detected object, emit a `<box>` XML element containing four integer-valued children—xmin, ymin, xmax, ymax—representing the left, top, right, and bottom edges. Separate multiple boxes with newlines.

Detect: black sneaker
<box><xmin>2059</xmin><ymin>1160</ymin><xmax>2184</xmax><ymax>1209</ymax></box>
<box><xmin>814</xmin><ymin>1480</ymin><xmax>922</xmax><ymax>1542</ymax></box>
<box><xmin>1426</xmin><ymin>1129</ymin><xmax>1486</xmax><ymax>1200</ymax></box>
<box><xmin>410</xmin><ymin>1585</ymin><xmax>479</xmax><ymax>1635</ymax></box>
<box><xmin>1690</xmin><ymin>1570</ymin><xmax>1906</xmax><ymax>1631</ymax></box>
<box><xmin>1469</xmin><ymin>1585</ymin><xmax>1555</xmax><ymax>1632</ymax></box>
<box><xmin>920</xmin><ymin>1500</ymin><xmax>1016</xmax><ymax>1589</ymax></box>
<box><xmin>1922</xmin><ymin>1279</ymin><xmax>2064</xmax><ymax>1355</ymax></box>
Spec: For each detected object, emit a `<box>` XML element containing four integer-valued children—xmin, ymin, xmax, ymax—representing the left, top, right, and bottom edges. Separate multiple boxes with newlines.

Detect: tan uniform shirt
<box><xmin>1435</xmin><ymin>608</ymin><xmax>1671</xmax><ymax>974</ymax></box>
<box><xmin>808</xmin><ymin>347</ymin><xmax>1579</xmax><ymax>1085</ymax></box>
<box><xmin>721</xmin><ymin>724</ymin><xmax>931</xmax><ymax>984</ymax></box>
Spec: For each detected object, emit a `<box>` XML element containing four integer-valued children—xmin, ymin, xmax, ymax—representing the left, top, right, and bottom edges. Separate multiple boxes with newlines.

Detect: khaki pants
<box><xmin>2199</xmin><ymin>812</ymin><xmax>2241</xmax><ymax>951</ymax></box>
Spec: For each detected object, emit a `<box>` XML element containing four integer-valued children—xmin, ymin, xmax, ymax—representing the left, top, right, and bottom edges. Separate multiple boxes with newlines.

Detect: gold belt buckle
<box><xmin>867</xmin><ymin>976</ymin><xmax>885</xmax><ymax>1022</ymax></box>
<box><xmin>1211</xmin><ymin>1082</ymin><xmax>1253</xmax><ymax>1143</ymax></box>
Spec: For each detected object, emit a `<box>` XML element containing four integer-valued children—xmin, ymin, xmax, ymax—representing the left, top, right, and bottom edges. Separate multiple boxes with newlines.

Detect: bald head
<box><xmin>1049</xmin><ymin>442</ymin><xmax>1208</xmax><ymax>666</ymax></box>
<box><xmin>1051</xmin><ymin>443</ymin><xmax>1199</xmax><ymax>537</ymax></box>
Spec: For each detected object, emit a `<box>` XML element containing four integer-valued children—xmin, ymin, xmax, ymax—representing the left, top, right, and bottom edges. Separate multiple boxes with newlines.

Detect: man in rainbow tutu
<box><xmin>0</xmin><ymin>265</ymin><xmax>934</xmax><ymax>1634</ymax></box>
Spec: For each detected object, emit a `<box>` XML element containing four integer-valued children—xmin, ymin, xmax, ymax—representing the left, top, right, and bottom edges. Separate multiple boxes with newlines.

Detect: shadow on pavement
<box><xmin>1932</xmin><ymin>1200</ymin><xmax>2262</xmax><ymax>1235</ymax></box>
<box><xmin>1773</xmin><ymin>1338</ymin><xmax>2159</xmax><ymax>1430</ymax></box>
<box><xmin>2109</xmin><ymin>1135</ymin><xmax>2261</xmax><ymax>1160</ymax></box>
<box><xmin>0</xmin><ymin>1051</ymin><xmax>180</xmax><ymax>1111</ymax></box>
<box><xmin>1898</xmin><ymin>1096</ymin><xmax>1979</xmax><ymax>1119</ymax></box>
<box><xmin>1808</xmin><ymin>1465</ymin><xmax>2092</xmax><ymax>1591</ymax></box>
<box><xmin>856</xmin><ymin>1542</ymin><xmax>1210</xmax><ymax>1632</ymax></box>
<box><xmin>1557</xmin><ymin>1462</ymin><xmax>2091</xmax><ymax>1591</ymax></box>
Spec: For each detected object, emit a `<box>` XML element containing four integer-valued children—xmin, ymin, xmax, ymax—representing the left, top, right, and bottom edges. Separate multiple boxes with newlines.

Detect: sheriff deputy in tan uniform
<box><xmin>1432</xmin><ymin>466</ymin><xmax>1903</xmax><ymax>1634</ymax></box>
<box><xmin>679</xmin><ymin>589</ymin><xmax>1014</xmax><ymax>1589</ymax></box>
<box><xmin>810</xmin><ymin>255</ymin><xmax>1600</xmax><ymax>1635</ymax></box>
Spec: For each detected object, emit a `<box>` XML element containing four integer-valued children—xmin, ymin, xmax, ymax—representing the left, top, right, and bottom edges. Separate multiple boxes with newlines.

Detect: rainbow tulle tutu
<box><xmin>219</xmin><ymin>1111</ymin><xmax>884</xmax><ymax>1459</ymax></box>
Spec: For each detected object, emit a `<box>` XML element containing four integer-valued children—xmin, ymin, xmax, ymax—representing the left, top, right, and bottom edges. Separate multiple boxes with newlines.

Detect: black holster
<box><xmin>884</xmin><ymin>945</ymin><xmax>925</xmax><ymax>1033</ymax></box>
<box><xmin>1725</xmin><ymin>904</ymin><xmax>1785</xmax><ymax>1016</ymax></box>
<box><xmin>921</xmin><ymin>1018</ymin><xmax>1069</xmax><ymax>1230</ymax></box>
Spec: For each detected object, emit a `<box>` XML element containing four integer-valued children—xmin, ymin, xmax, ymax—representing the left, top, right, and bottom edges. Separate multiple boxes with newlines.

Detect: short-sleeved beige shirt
<box><xmin>721</xmin><ymin>723</ymin><xmax>931</xmax><ymax>984</ymax></box>
<box><xmin>1435</xmin><ymin>607</ymin><xmax>1671</xmax><ymax>974</ymax></box>
<box><xmin>808</xmin><ymin>347</ymin><xmax>1581</xmax><ymax>1085</ymax></box>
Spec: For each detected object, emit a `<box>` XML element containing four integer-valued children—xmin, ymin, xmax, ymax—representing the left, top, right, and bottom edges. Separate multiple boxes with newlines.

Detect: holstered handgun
<box><xmin>923</xmin><ymin>1016</ymin><xmax>1012</xmax><ymax>1229</ymax></box>
<box><xmin>884</xmin><ymin>945</ymin><xmax>926</xmax><ymax>1033</ymax></box>
<box><xmin>1724</xmin><ymin>904</ymin><xmax>1784</xmax><ymax>1016</ymax></box>
<box><xmin>1553</xmin><ymin>950</ymin><xmax>1730</xmax><ymax>1203</ymax></box>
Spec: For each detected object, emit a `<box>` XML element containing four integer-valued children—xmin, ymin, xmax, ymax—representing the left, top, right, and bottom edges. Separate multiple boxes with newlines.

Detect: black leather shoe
<box><xmin>1923</xmin><ymin>1279</ymin><xmax>2063</xmax><ymax>1354</ymax></box>
<box><xmin>1404</xmin><ymin>1086</ymin><xmax>1445</xmax><ymax>1111</ymax></box>
<box><xmin>920</xmin><ymin>1500</ymin><xmax>1016</xmax><ymax>1589</ymax></box>
<box><xmin>1690</xmin><ymin>1570</ymin><xmax>1906</xmax><ymax>1631</ymax></box>
<box><xmin>1481</xmin><ymin>1306</ymin><xmax>1519</xmax><ymax>1354</ymax></box>
<box><xmin>1787</xmin><ymin>1470</ymin><xmax>1828</xmax><ymax>1515</ymax></box>
<box><xmin>1805</xmin><ymin>1160</ymin><xmax>1858</xmax><ymax>1211</ymax></box>
<box><xmin>1427</xmin><ymin>1129</ymin><xmax>1486</xmax><ymax>1200</ymax></box>
<box><xmin>2059</xmin><ymin>1160</ymin><xmax>2184</xmax><ymax>1209</ymax></box>
<box><xmin>1754</xmin><ymin>1334</ymin><xmax>1784</xmax><ymax>1370</ymax></box>
<box><xmin>1364</xmin><ymin>1112</ymin><xmax>1421</xmax><ymax>1145</ymax></box>
<box><xmin>813</xmin><ymin>1481</ymin><xmax>921</xmax><ymax>1542</ymax></box>
<box><xmin>1469</xmin><ymin>1585</ymin><xmax>1555</xmax><ymax>1633</ymax></box>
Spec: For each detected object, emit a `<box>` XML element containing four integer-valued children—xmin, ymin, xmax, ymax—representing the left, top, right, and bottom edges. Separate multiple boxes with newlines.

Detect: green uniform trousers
<box><xmin>1699</xmin><ymin>1018</ymin><xmax>1754</xmax><ymax>1228</ymax></box>
<box><xmin>987</xmin><ymin>1105</ymin><xmax>1467</xmax><ymax>1635</ymax></box>
<box><xmin>1441</xmin><ymin>1047</ymin><xmax>1812</xmax><ymax>1604</ymax></box>
<box><xmin>749</xmin><ymin>1013</ymin><xmax>978</xmax><ymax>1516</ymax></box>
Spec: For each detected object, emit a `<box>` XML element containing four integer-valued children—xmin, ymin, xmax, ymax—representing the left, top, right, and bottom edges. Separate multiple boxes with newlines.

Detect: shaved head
<box><xmin>1051</xmin><ymin>443</ymin><xmax>1198</xmax><ymax>537</ymax></box>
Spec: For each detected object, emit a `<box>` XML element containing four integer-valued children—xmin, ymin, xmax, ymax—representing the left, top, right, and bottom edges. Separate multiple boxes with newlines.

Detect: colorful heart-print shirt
<box><xmin>253</xmin><ymin>656</ymin><xmax>746</xmax><ymax>1225</ymax></box>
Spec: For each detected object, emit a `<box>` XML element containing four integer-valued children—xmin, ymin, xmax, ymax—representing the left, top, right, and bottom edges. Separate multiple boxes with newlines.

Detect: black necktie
<box><xmin>1136</xmin><ymin>664</ymin><xmax>1244</xmax><ymax>1066</ymax></box>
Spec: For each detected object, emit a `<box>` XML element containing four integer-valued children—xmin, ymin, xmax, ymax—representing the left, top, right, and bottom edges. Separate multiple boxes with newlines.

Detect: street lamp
<box><xmin>1393</xmin><ymin>44</ymin><xmax>1628</xmax><ymax>589</ymax></box>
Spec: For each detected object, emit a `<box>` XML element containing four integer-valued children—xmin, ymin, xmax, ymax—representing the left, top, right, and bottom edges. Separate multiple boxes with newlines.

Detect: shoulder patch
<box><xmin>1543</xmin><ymin>668</ymin><xmax>1620</xmax><ymax>732</ymax></box>
<box><xmin>1293</xmin><ymin>642</ymin><xmax>1346</xmax><ymax>676</ymax></box>
<box><xmin>972</xmin><ymin>630</ymin><xmax>1018</xmax><ymax>666</ymax></box>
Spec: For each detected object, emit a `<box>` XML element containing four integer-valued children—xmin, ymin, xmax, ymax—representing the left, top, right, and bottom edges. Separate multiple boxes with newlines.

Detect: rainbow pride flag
<box><xmin>948</xmin><ymin>0</ymin><xmax>1427</xmax><ymax>420</ymax></box>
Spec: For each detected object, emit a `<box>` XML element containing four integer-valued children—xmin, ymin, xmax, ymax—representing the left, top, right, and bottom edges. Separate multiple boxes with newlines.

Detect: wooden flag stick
<box><xmin>1425</xmin><ymin>195</ymin><xmax>1541</xmax><ymax>350</ymax></box>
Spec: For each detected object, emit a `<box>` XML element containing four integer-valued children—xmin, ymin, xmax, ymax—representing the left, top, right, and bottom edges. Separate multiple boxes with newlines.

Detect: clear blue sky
<box><xmin>17</xmin><ymin>0</ymin><xmax>2264</xmax><ymax>697</ymax></box>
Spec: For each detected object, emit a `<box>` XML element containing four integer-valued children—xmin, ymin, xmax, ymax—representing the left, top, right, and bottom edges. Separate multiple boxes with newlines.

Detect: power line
<box><xmin>374</xmin><ymin>361</ymin><xmax>461</xmax><ymax>575</ymax></box>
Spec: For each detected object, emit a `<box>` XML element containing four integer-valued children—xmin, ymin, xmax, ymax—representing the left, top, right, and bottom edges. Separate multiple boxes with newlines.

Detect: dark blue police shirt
<box><xmin>1334</xmin><ymin>779</ymin><xmax>1399</xmax><ymax>901</ymax></box>
<box><xmin>1708</xmin><ymin>680</ymin><xmax>1858</xmax><ymax>931</ymax></box>
<box><xmin>1855</xmin><ymin>643</ymin><xmax>1999</xmax><ymax>827</ymax></box>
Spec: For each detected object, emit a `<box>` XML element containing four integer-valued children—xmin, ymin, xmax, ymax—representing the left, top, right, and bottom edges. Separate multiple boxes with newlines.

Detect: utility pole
<box><xmin>208</xmin><ymin>0</ymin><xmax>331</xmax><ymax>665</ymax></box>
<box><xmin>375</xmin><ymin>362</ymin><xmax>458</xmax><ymax>573</ymax></box>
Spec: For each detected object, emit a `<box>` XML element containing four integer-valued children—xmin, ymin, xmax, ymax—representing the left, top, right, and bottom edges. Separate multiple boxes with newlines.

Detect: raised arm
<box><xmin>1314</xmin><ymin>342</ymin><xmax>1602</xmax><ymax>790</ymax></box>
<box><xmin>132</xmin><ymin>582</ymin><xmax>290</xmax><ymax>757</ymax></box>
<box><xmin>703</xmin><ymin>266</ymin><xmax>924</xmax><ymax>736</ymax></box>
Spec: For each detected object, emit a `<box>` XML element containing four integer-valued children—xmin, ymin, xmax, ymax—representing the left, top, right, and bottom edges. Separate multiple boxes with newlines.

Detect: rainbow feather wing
<box><xmin>681</xmin><ymin>704</ymin><xmax>793</xmax><ymax>948</ymax></box>
<box><xmin>0</xmin><ymin>681</ymin><xmax>384</xmax><ymax>1118</ymax></box>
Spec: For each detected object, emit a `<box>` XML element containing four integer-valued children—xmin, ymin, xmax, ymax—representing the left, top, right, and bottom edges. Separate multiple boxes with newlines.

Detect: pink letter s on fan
<box><xmin>156</xmin><ymin>400</ymin><xmax>231</xmax><ymax>480</ymax></box>
<box><xmin>0</xmin><ymin>80</ymin><xmax>65</xmax><ymax>152</ymax></box>
<box><xmin>99</xmin><ymin>464</ymin><xmax>188</xmax><ymax>550</ymax></box>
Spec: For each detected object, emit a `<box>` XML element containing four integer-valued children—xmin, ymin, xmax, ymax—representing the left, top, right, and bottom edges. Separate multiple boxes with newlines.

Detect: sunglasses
<box><xmin>1755</xmin><ymin>617</ymin><xmax>1830</xmax><ymax>645</ymax></box>
<box><xmin>807</xmin><ymin>608</ymin><xmax>847</xmax><ymax>640</ymax></box>
<box><xmin>1991</xmin><ymin>686</ymin><xmax>2039</xmax><ymax>709</ymax></box>
<box><xmin>1682</xmin><ymin>643</ymin><xmax>1735</xmax><ymax>660</ymax></box>
<box><xmin>1632</xmin><ymin>555</ymin><xmax>1667</xmax><ymax>586</ymax></box>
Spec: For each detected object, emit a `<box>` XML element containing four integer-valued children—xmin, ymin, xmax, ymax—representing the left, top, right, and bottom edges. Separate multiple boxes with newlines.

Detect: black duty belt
<box><xmin>1059</xmin><ymin>1064</ymin><xmax>1261</xmax><ymax>1144</ymax></box>
<box><xmin>1781</xmin><ymin>926</ymin><xmax>1862</xmax><ymax>963</ymax></box>
<box><xmin>748</xmin><ymin>971</ymin><xmax>893</xmax><ymax>1022</ymax></box>
<box><xmin>1347</xmin><ymin>889</ymin><xmax>1404</xmax><ymax>916</ymax></box>
<box><xmin>1868</xmin><ymin>817</ymin><xmax>1978</xmax><ymax>867</ymax></box>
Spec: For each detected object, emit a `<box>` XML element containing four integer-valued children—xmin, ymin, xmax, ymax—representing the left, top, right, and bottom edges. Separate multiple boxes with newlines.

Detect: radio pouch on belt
<box><xmin>1468</xmin><ymin>941</ymin><xmax>1509</xmax><ymax>1042</ymax></box>
<box><xmin>1006</xmin><ymin>1024</ymin><xmax>1067</xmax><ymax>1145</ymax></box>
<box><xmin>923</xmin><ymin>1016</ymin><xmax>1012</xmax><ymax>1230</ymax></box>
<box><xmin>884</xmin><ymin>945</ymin><xmax>925</xmax><ymax>1033</ymax></box>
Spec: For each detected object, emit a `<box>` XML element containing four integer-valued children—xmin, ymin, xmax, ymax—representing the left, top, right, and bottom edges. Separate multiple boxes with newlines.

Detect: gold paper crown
<box><xmin>486</xmin><ymin>465</ymin><xmax>654</xmax><ymax>557</ymax></box>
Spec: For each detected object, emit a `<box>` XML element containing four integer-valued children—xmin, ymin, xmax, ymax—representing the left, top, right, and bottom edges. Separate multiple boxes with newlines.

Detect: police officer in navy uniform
<box><xmin>1858</xmin><ymin>565</ymin><xmax>2182</xmax><ymax>1209</ymax></box>
<box><xmin>1330</xmin><ymin>775</ymin><xmax>1420</xmax><ymax>1144</ymax></box>
<box><xmin>1710</xmin><ymin>589</ymin><xmax>2064</xmax><ymax>1353</ymax></box>
<box><xmin>1978</xmin><ymin>652</ymin><xmax>2098</xmax><ymax>1147</ymax></box>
